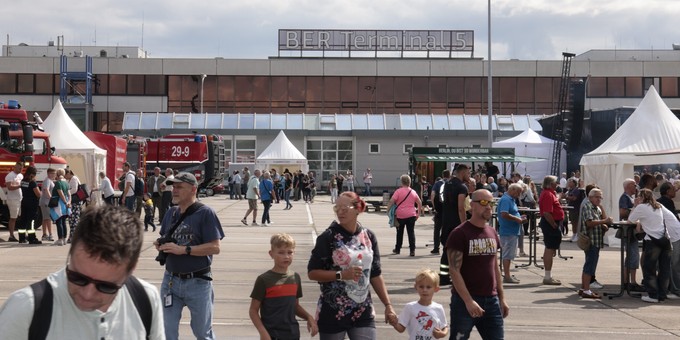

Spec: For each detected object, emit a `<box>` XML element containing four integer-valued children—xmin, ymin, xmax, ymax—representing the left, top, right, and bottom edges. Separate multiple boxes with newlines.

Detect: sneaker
<box><xmin>577</xmin><ymin>289</ymin><xmax>584</xmax><ymax>297</ymax></box>
<box><xmin>430</xmin><ymin>248</ymin><xmax>440</xmax><ymax>255</ymax></box>
<box><xmin>518</xmin><ymin>252</ymin><xmax>528</xmax><ymax>258</ymax></box>
<box><xmin>581</xmin><ymin>291</ymin><xmax>601</xmax><ymax>299</ymax></box>
<box><xmin>590</xmin><ymin>281</ymin><xmax>604</xmax><ymax>289</ymax></box>
<box><xmin>542</xmin><ymin>278</ymin><xmax>562</xmax><ymax>285</ymax></box>
<box><xmin>409</xmin><ymin>251</ymin><xmax>415</xmax><ymax>257</ymax></box>
<box><xmin>241</xmin><ymin>219</ymin><xmax>248</xmax><ymax>226</ymax></box>
<box><xmin>47</xmin><ymin>235</ymin><xmax>54</xmax><ymax>241</ymax></box>
<box><xmin>7</xmin><ymin>236</ymin><xmax>18</xmax><ymax>242</ymax></box>
<box><xmin>51</xmin><ymin>239</ymin><xmax>61</xmax><ymax>246</ymax></box>
<box><xmin>570</xmin><ymin>235</ymin><xmax>578</xmax><ymax>243</ymax></box>
<box><xmin>251</xmin><ymin>222</ymin><xmax>259</xmax><ymax>226</ymax></box>
<box><xmin>267</xmin><ymin>222</ymin><xmax>273</xmax><ymax>225</ymax></box>
<box><xmin>503</xmin><ymin>275</ymin><xmax>520</xmax><ymax>284</ymax></box>
<box><xmin>641</xmin><ymin>295</ymin><xmax>659</xmax><ymax>303</ymax></box>
<box><xmin>42</xmin><ymin>235</ymin><xmax>49</xmax><ymax>241</ymax></box>
<box><xmin>391</xmin><ymin>249</ymin><xmax>400</xmax><ymax>255</ymax></box>
<box><xmin>667</xmin><ymin>293</ymin><xmax>680</xmax><ymax>300</ymax></box>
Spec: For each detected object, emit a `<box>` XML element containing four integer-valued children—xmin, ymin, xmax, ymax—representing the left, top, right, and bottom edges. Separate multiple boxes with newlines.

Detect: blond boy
<box><xmin>249</xmin><ymin>233</ymin><xmax>318</xmax><ymax>339</ymax></box>
<box><xmin>391</xmin><ymin>269</ymin><xmax>448</xmax><ymax>339</ymax></box>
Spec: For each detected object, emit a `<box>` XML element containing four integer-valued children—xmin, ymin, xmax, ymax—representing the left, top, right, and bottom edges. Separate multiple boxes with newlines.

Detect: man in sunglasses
<box><xmin>156</xmin><ymin>172</ymin><xmax>224</xmax><ymax>340</ymax></box>
<box><xmin>0</xmin><ymin>205</ymin><xmax>165</xmax><ymax>339</ymax></box>
<box><xmin>447</xmin><ymin>189</ymin><xmax>508</xmax><ymax>339</ymax></box>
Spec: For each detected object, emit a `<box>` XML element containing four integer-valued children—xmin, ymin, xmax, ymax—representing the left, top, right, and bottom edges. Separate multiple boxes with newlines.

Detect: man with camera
<box><xmin>155</xmin><ymin>172</ymin><xmax>224</xmax><ymax>340</ymax></box>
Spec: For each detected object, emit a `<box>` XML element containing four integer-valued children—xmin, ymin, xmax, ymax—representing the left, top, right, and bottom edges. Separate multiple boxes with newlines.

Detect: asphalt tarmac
<box><xmin>0</xmin><ymin>194</ymin><xmax>679</xmax><ymax>339</ymax></box>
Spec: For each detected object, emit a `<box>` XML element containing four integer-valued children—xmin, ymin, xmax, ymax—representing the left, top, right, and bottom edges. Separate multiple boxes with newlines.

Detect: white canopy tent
<box><xmin>492</xmin><ymin>129</ymin><xmax>565</xmax><ymax>180</ymax></box>
<box><xmin>43</xmin><ymin>101</ymin><xmax>106</xmax><ymax>188</ymax></box>
<box><xmin>580</xmin><ymin>86</ymin><xmax>680</xmax><ymax>219</ymax></box>
<box><xmin>255</xmin><ymin>131</ymin><xmax>308</xmax><ymax>173</ymax></box>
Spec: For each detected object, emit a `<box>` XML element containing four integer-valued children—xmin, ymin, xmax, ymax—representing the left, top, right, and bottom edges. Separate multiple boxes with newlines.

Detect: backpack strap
<box><xmin>29</xmin><ymin>279</ymin><xmax>53</xmax><ymax>340</ymax></box>
<box><xmin>125</xmin><ymin>276</ymin><xmax>152</xmax><ymax>339</ymax></box>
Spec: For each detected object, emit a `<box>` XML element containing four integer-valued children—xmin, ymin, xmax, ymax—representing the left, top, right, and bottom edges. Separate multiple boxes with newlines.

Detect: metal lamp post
<box><xmin>200</xmin><ymin>74</ymin><xmax>207</xmax><ymax>113</ymax></box>
<box><xmin>487</xmin><ymin>0</ymin><xmax>493</xmax><ymax>146</ymax></box>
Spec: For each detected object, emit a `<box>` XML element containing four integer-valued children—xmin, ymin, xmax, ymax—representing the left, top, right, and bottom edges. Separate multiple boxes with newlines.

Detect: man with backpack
<box><xmin>0</xmin><ymin>205</ymin><xmax>165</xmax><ymax>339</ymax></box>
<box><xmin>429</xmin><ymin>169</ymin><xmax>450</xmax><ymax>255</ymax></box>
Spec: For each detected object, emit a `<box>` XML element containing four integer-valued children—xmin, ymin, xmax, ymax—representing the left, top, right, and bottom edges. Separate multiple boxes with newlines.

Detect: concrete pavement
<box><xmin>0</xmin><ymin>194</ymin><xmax>679</xmax><ymax>339</ymax></box>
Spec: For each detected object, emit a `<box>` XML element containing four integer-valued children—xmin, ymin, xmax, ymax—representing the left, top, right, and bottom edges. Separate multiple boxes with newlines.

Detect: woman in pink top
<box><xmin>387</xmin><ymin>175</ymin><xmax>422</xmax><ymax>256</ymax></box>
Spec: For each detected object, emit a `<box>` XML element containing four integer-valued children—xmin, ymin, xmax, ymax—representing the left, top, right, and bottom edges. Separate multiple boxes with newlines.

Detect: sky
<box><xmin>6</xmin><ymin>0</ymin><xmax>680</xmax><ymax>60</ymax></box>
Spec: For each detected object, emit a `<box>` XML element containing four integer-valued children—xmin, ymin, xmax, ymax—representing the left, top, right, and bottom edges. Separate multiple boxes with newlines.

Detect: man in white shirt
<box><xmin>5</xmin><ymin>161</ymin><xmax>24</xmax><ymax>242</ymax></box>
<box><xmin>120</xmin><ymin>162</ymin><xmax>136</xmax><ymax>211</ymax></box>
<box><xmin>363</xmin><ymin>168</ymin><xmax>373</xmax><ymax>196</ymax></box>
<box><xmin>160</xmin><ymin>168</ymin><xmax>174</xmax><ymax>221</ymax></box>
<box><xmin>241</xmin><ymin>169</ymin><xmax>261</xmax><ymax>226</ymax></box>
<box><xmin>0</xmin><ymin>205</ymin><xmax>165</xmax><ymax>339</ymax></box>
<box><xmin>147</xmin><ymin>167</ymin><xmax>166</xmax><ymax>220</ymax></box>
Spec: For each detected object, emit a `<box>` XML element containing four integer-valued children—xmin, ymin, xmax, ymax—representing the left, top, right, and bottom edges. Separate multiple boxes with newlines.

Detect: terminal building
<box><xmin>2</xmin><ymin>31</ymin><xmax>680</xmax><ymax>189</ymax></box>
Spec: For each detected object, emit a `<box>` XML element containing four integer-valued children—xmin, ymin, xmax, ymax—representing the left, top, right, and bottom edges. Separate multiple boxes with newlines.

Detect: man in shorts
<box><xmin>497</xmin><ymin>183</ymin><xmax>526</xmax><ymax>283</ymax></box>
<box><xmin>538</xmin><ymin>175</ymin><xmax>564</xmax><ymax>285</ymax></box>
<box><xmin>242</xmin><ymin>169</ymin><xmax>261</xmax><ymax>226</ymax></box>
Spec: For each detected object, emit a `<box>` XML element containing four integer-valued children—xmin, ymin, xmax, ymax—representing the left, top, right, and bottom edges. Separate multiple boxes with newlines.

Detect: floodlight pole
<box><xmin>487</xmin><ymin>0</ymin><xmax>493</xmax><ymax>146</ymax></box>
<box><xmin>200</xmin><ymin>74</ymin><xmax>207</xmax><ymax>113</ymax></box>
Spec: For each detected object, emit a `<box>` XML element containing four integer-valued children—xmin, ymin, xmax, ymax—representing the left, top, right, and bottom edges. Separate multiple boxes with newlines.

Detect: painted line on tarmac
<box><xmin>306</xmin><ymin>202</ymin><xmax>318</xmax><ymax>245</ymax></box>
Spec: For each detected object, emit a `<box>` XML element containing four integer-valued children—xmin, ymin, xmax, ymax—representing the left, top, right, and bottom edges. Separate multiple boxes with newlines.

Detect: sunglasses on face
<box><xmin>472</xmin><ymin>199</ymin><xmax>491</xmax><ymax>206</ymax></box>
<box><xmin>333</xmin><ymin>205</ymin><xmax>355</xmax><ymax>213</ymax></box>
<box><xmin>66</xmin><ymin>267</ymin><xmax>123</xmax><ymax>294</ymax></box>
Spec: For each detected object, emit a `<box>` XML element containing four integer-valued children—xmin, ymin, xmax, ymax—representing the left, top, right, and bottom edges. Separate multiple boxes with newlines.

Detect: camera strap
<box><xmin>163</xmin><ymin>202</ymin><xmax>204</xmax><ymax>238</ymax></box>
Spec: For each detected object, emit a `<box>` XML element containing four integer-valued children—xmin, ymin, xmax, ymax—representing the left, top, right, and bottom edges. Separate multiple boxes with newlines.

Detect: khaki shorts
<box><xmin>7</xmin><ymin>200</ymin><xmax>20</xmax><ymax>219</ymax></box>
<box><xmin>248</xmin><ymin>199</ymin><xmax>258</xmax><ymax>210</ymax></box>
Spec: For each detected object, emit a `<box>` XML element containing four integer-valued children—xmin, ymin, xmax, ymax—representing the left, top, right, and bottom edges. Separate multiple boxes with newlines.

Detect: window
<box><xmin>438</xmin><ymin>144</ymin><xmax>447</xmax><ymax>148</ymax></box>
<box><xmin>403</xmin><ymin>144</ymin><xmax>413</xmax><ymax>154</ymax></box>
<box><xmin>235</xmin><ymin>137</ymin><xmax>256</xmax><ymax>163</ymax></box>
<box><xmin>306</xmin><ymin>138</ymin><xmax>353</xmax><ymax>183</ymax></box>
<box><xmin>369</xmin><ymin>143</ymin><xmax>380</xmax><ymax>154</ymax></box>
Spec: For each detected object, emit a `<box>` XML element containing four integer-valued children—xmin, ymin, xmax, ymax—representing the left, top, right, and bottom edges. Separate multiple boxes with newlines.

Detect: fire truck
<box><xmin>145</xmin><ymin>134</ymin><xmax>226</xmax><ymax>190</ymax></box>
<box><xmin>0</xmin><ymin>101</ymin><xmax>67</xmax><ymax>224</ymax></box>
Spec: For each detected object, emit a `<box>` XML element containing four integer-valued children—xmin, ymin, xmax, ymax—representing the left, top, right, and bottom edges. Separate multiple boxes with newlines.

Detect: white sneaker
<box><xmin>251</xmin><ymin>222</ymin><xmax>259</xmax><ymax>226</ymax></box>
<box><xmin>666</xmin><ymin>293</ymin><xmax>680</xmax><ymax>300</ymax></box>
<box><xmin>590</xmin><ymin>281</ymin><xmax>604</xmax><ymax>289</ymax></box>
<box><xmin>641</xmin><ymin>295</ymin><xmax>659</xmax><ymax>303</ymax></box>
<box><xmin>570</xmin><ymin>235</ymin><xmax>578</xmax><ymax>242</ymax></box>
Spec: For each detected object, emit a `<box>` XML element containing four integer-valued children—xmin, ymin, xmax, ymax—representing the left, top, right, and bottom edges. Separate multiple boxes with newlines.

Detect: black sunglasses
<box><xmin>65</xmin><ymin>267</ymin><xmax>123</xmax><ymax>294</ymax></box>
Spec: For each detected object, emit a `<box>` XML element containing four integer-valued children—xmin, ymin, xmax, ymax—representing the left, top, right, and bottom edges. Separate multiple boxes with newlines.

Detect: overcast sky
<box><xmin>6</xmin><ymin>0</ymin><xmax>680</xmax><ymax>60</ymax></box>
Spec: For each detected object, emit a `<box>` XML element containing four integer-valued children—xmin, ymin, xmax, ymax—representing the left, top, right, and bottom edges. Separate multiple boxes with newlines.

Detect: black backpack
<box><xmin>134</xmin><ymin>176</ymin><xmax>144</xmax><ymax>196</ymax></box>
<box><xmin>29</xmin><ymin>275</ymin><xmax>152</xmax><ymax>340</ymax></box>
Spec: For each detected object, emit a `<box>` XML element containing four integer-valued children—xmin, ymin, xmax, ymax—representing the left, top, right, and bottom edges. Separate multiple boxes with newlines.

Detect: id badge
<box><xmin>164</xmin><ymin>293</ymin><xmax>173</xmax><ymax>307</ymax></box>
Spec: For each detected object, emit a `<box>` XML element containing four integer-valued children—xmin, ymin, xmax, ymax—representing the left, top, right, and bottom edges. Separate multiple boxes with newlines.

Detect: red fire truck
<box><xmin>145</xmin><ymin>134</ymin><xmax>226</xmax><ymax>190</ymax></box>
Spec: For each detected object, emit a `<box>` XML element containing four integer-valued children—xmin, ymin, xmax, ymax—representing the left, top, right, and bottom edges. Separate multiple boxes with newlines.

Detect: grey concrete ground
<box><xmin>1</xmin><ymin>195</ymin><xmax>679</xmax><ymax>339</ymax></box>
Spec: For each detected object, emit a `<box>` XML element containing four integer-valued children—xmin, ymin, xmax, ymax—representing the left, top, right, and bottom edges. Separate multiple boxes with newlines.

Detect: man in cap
<box><xmin>155</xmin><ymin>172</ymin><xmax>225</xmax><ymax>340</ymax></box>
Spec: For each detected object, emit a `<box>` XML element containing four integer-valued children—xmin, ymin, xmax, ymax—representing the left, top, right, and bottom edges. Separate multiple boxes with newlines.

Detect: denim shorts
<box><xmin>582</xmin><ymin>245</ymin><xmax>600</xmax><ymax>276</ymax></box>
<box><xmin>500</xmin><ymin>235</ymin><xmax>518</xmax><ymax>261</ymax></box>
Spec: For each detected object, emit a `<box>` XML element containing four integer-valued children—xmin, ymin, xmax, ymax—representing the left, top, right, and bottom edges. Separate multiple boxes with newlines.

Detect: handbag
<box><xmin>649</xmin><ymin>221</ymin><xmax>671</xmax><ymax>248</ymax></box>
<box><xmin>48</xmin><ymin>197</ymin><xmax>59</xmax><ymax>208</ymax></box>
<box><xmin>76</xmin><ymin>184</ymin><xmax>89</xmax><ymax>201</ymax></box>
<box><xmin>388</xmin><ymin>189</ymin><xmax>412</xmax><ymax>228</ymax></box>
<box><xmin>577</xmin><ymin>232</ymin><xmax>591</xmax><ymax>251</ymax></box>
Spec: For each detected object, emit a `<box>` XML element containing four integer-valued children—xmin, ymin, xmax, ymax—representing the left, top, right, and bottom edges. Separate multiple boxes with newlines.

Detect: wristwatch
<box><xmin>185</xmin><ymin>245</ymin><xmax>192</xmax><ymax>256</ymax></box>
<box><xmin>335</xmin><ymin>270</ymin><xmax>342</xmax><ymax>281</ymax></box>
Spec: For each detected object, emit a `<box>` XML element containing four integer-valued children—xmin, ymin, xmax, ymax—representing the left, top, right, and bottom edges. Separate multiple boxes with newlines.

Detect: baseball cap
<box><xmin>165</xmin><ymin>172</ymin><xmax>198</xmax><ymax>186</ymax></box>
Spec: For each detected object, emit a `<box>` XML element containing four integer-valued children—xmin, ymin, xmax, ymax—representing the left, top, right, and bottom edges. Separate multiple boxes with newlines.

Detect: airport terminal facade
<box><xmin>2</xmin><ymin>35</ymin><xmax>680</xmax><ymax>188</ymax></box>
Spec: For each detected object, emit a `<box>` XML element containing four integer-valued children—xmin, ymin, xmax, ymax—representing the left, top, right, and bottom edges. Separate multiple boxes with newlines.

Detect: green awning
<box><xmin>413</xmin><ymin>154</ymin><xmax>546</xmax><ymax>163</ymax></box>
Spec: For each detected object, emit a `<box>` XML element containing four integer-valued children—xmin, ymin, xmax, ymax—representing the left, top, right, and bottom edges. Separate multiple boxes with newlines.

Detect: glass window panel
<box><xmin>271</xmin><ymin>77</ymin><xmax>287</xmax><ymax>101</ymax></box>
<box><xmin>206</xmin><ymin>114</ymin><xmax>221</xmax><ymax>128</ymax></box>
<box><xmin>336</xmin><ymin>115</ymin><xmax>352</xmax><ymax>130</ymax></box>
<box><xmin>307</xmin><ymin>150</ymin><xmax>321</xmax><ymax>160</ymax></box>
<box><xmin>447</xmin><ymin>77</ymin><xmax>465</xmax><ymax>102</ymax></box>
<box><xmin>288</xmin><ymin>77</ymin><xmax>305</xmax><ymax>101</ymax></box>
<box><xmin>168</xmin><ymin>76</ymin><xmax>181</xmax><ymax>101</ymax></box>
<box><xmin>412</xmin><ymin>77</ymin><xmax>429</xmax><ymax>102</ymax></box>
<box><xmin>368</xmin><ymin>114</ymin><xmax>384</xmax><ymax>129</ymax></box>
<box><xmin>432</xmin><ymin>115</ymin><xmax>449</xmax><ymax>129</ymax></box>
<box><xmin>323</xmin><ymin>141</ymin><xmax>337</xmax><ymax>150</ymax></box>
<box><xmin>157</xmin><ymin>113</ymin><xmax>173</xmax><ymax>128</ymax></box>
<box><xmin>140</xmin><ymin>113</ymin><xmax>157</xmax><ymax>129</ymax></box>
<box><xmin>236</xmin><ymin>139</ymin><xmax>256</xmax><ymax>149</ymax></box>
<box><xmin>528</xmin><ymin>117</ymin><xmax>543</xmax><ymax>131</ymax></box>
<box><xmin>307</xmin><ymin>140</ymin><xmax>322</xmax><ymax>150</ymax></box>
<box><xmin>338</xmin><ymin>162</ymin><xmax>353</xmax><ymax>171</ymax></box>
<box><xmin>465</xmin><ymin>77</ymin><xmax>482</xmax><ymax>102</ymax></box>
<box><xmin>401</xmin><ymin>114</ymin><xmax>417</xmax><ymax>129</ymax></box>
<box><xmin>324</xmin><ymin>77</ymin><xmax>341</xmax><ymax>101</ymax></box>
<box><xmin>288</xmin><ymin>114</ymin><xmax>303</xmax><ymax>129</ymax></box>
<box><xmin>341</xmin><ymin>77</ymin><xmax>358</xmax><ymax>101</ymax></box>
<box><xmin>222</xmin><ymin>114</ymin><xmax>238</xmax><ymax>128</ymax></box>
<box><xmin>109</xmin><ymin>75</ymin><xmax>126</xmax><ymax>95</ymax></box>
<box><xmin>235</xmin><ymin>151</ymin><xmax>255</xmax><ymax>163</ymax></box>
<box><xmin>252</xmin><ymin>76</ymin><xmax>270</xmax><ymax>101</ymax></box>
<box><xmin>535</xmin><ymin>77</ymin><xmax>553</xmax><ymax>102</ymax></box>
<box><xmin>661</xmin><ymin>77</ymin><xmax>678</xmax><ymax>97</ymax></box>
<box><xmin>338</xmin><ymin>151</ymin><xmax>352</xmax><ymax>161</ymax></box>
<box><xmin>376</xmin><ymin>77</ymin><xmax>394</xmax><ymax>102</ymax></box>
<box><xmin>189</xmin><ymin>114</ymin><xmax>205</xmax><ymax>128</ymax></box>
<box><xmin>123</xmin><ymin>113</ymin><xmax>140</xmax><ymax>130</ymax></box>
<box><xmin>338</xmin><ymin>141</ymin><xmax>352</xmax><ymax>150</ymax></box>
<box><xmin>308</xmin><ymin>160</ymin><xmax>321</xmax><ymax>170</ymax></box>
<box><xmin>36</xmin><ymin>74</ymin><xmax>54</xmax><ymax>94</ymax></box>
<box><xmin>235</xmin><ymin>76</ymin><xmax>253</xmax><ymax>101</ymax></box>
<box><xmin>358</xmin><ymin>77</ymin><xmax>377</xmax><ymax>101</ymax></box>
<box><xmin>416</xmin><ymin>115</ymin><xmax>433</xmax><ymax>130</ymax></box>
<box><xmin>323</xmin><ymin>151</ymin><xmax>337</xmax><ymax>161</ymax></box>
<box><xmin>255</xmin><ymin>114</ymin><xmax>270</xmax><ymax>129</ymax></box>
<box><xmin>607</xmin><ymin>78</ymin><xmax>625</xmax><ymax>97</ymax></box>
<box><xmin>352</xmin><ymin>115</ymin><xmax>368</xmax><ymax>129</ymax></box>
<box><xmin>394</xmin><ymin>77</ymin><xmax>412</xmax><ymax>101</ymax></box>
<box><xmin>430</xmin><ymin>77</ymin><xmax>447</xmax><ymax>102</ymax></box>
<box><xmin>323</xmin><ymin>160</ymin><xmax>337</xmax><ymax>170</ymax></box>
<box><xmin>239</xmin><ymin>114</ymin><xmax>254</xmax><ymax>129</ymax></box>
<box><xmin>499</xmin><ymin>78</ymin><xmax>517</xmax><ymax>103</ymax></box>
<box><xmin>517</xmin><ymin>78</ymin><xmax>534</xmax><ymax>102</ymax></box>
<box><xmin>513</xmin><ymin>115</ymin><xmax>529</xmax><ymax>131</ymax></box>
<box><xmin>145</xmin><ymin>75</ymin><xmax>165</xmax><ymax>95</ymax></box>
<box><xmin>271</xmin><ymin>114</ymin><xmax>286</xmax><ymax>129</ymax></box>
<box><xmin>385</xmin><ymin>114</ymin><xmax>400</xmax><ymax>129</ymax></box>
<box><xmin>625</xmin><ymin>77</ymin><xmax>643</xmax><ymax>97</ymax></box>
<box><xmin>588</xmin><ymin>77</ymin><xmax>606</xmax><ymax>97</ymax></box>
<box><xmin>304</xmin><ymin>114</ymin><xmax>319</xmax><ymax>130</ymax></box>
<box><xmin>17</xmin><ymin>74</ymin><xmax>34</xmax><ymax>93</ymax></box>
<box><xmin>127</xmin><ymin>75</ymin><xmax>144</xmax><ymax>95</ymax></box>
<box><xmin>464</xmin><ymin>115</ymin><xmax>482</xmax><ymax>129</ymax></box>
<box><xmin>307</xmin><ymin>77</ymin><xmax>323</xmax><ymax>101</ymax></box>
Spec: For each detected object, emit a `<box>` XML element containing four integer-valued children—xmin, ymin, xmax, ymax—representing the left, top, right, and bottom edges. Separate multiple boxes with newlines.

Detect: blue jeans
<box><xmin>450</xmin><ymin>294</ymin><xmax>504</xmax><ymax>340</ymax></box>
<box><xmin>364</xmin><ymin>183</ymin><xmax>372</xmax><ymax>196</ymax></box>
<box><xmin>642</xmin><ymin>238</ymin><xmax>672</xmax><ymax>300</ymax></box>
<box><xmin>125</xmin><ymin>196</ymin><xmax>135</xmax><ymax>211</ymax></box>
<box><xmin>582</xmin><ymin>245</ymin><xmax>600</xmax><ymax>276</ymax></box>
<box><xmin>161</xmin><ymin>271</ymin><xmax>215</xmax><ymax>340</ymax></box>
<box><xmin>261</xmin><ymin>199</ymin><xmax>271</xmax><ymax>224</ymax></box>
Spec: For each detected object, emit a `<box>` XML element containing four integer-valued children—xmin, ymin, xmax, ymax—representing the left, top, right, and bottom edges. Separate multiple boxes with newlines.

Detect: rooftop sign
<box><xmin>278</xmin><ymin>29</ymin><xmax>474</xmax><ymax>58</ymax></box>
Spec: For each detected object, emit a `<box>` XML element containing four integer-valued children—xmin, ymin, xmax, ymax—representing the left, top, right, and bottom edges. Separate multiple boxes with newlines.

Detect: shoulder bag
<box><xmin>388</xmin><ymin>189</ymin><xmax>412</xmax><ymax>228</ymax></box>
<box><xmin>576</xmin><ymin>230</ymin><xmax>591</xmax><ymax>251</ymax></box>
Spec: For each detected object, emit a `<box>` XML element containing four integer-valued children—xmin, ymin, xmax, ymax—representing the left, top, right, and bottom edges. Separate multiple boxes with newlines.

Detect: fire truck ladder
<box><xmin>550</xmin><ymin>52</ymin><xmax>575</xmax><ymax>176</ymax></box>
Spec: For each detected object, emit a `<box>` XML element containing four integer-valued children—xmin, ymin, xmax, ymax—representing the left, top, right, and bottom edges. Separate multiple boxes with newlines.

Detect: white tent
<box><xmin>493</xmin><ymin>129</ymin><xmax>565</xmax><ymax>180</ymax></box>
<box><xmin>255</xmin><ymin>131</ymin><xmax>308</xmax><ymax>173</ymax></box>
<box><xmin>580</xmin><ymin>86</ymin><xmax>680</xmax><ymax>218</ymax></box>
<box><xmin>43</xmin><ymin>101</ymin><xmax>106</xmax><ymax>188</ymax></box>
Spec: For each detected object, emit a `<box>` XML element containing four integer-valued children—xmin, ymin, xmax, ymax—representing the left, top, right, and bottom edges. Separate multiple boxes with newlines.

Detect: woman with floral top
<box><xmin>308</xmin><ymin>191</ymin><xmax>397</xmax><ymax>339</ymax></box>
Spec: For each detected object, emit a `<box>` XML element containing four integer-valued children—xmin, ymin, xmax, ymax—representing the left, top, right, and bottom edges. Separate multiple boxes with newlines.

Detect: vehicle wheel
<box><xmin>206</xmin><ymin>188</ymin><xmax>214</xmax><ymax>196</ymax></box>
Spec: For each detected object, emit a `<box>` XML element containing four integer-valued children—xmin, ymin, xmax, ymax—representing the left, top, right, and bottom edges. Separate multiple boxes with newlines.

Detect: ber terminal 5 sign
<box><xmin>279</xmin><ymin>29</ymin><xmax>474</xmax><ymax>58</ymax></box>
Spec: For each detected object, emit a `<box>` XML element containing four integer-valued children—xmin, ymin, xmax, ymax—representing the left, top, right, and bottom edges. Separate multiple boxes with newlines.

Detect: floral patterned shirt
<box><xmin>307</xmin><ymin>221</ymin><xmax>382</xmax><ymax>333</ymax></box>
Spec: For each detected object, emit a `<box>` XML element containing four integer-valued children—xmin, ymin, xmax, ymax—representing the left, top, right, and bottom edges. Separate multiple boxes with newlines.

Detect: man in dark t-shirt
<box><xmin>447</xmin><ymin>189</ymin><xmax>508</xmax><ymax>339</ymax></box>
<box><xmin>439</xmin><ymin>164</ymin><xmax>470</xmax><ymax>285</ymax></box>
